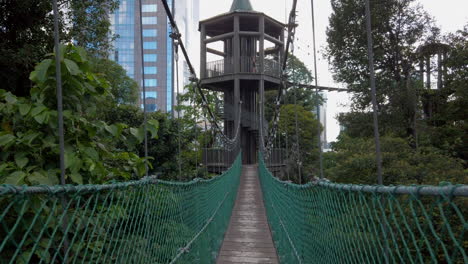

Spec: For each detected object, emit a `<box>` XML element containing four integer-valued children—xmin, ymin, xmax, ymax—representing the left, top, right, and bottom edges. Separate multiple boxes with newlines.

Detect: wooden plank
<box><xmin>217</xmin><ymin>165</ymin><xmax>279</xmax><ymax>264</ymax></box>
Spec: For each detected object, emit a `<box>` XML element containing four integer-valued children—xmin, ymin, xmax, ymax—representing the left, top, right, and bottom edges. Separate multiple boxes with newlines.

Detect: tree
<box><xmin>91</xmin><ymin>58</ymin><xmax>139</xmax><ymax>105</ymax></box>
<box><xmin>424</xmin><ymin>24</ymin><xmax>468</xmax><ymax>161</ymax></box>
<box><xmin>324</xmin><ymin>135</ymin><xmax>466</xmax><ymax>185</ymax></box>
<box><xmin>68</xmin><ymin>0</ymin><xmax>119</xmax><ymax>58</ymax></box>
<box><xmin>0</xmin><ymin>0</ymin><xmax>119</xmax><ymax>97</ymax></box>
<box><xmin>0</xmin><ymin>45</ymin><xmax>157</xmax><ymax>185</ymax></box>
<box><xmin>264</xmin><ymin>53</ymin><xmax>322</xmax><ymax>122</ymax></box>
<box><xmin>277</xmin><ymin>104</ymin><xmax>322</xmax><ymax>183</ymax></box>
<box><xmin>326</xmin><ymin>0</ymin><xmax>435</xmax><ymax>139</ymax></box>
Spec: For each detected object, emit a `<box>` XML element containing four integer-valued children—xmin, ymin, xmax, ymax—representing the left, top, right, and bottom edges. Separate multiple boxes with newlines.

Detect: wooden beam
<box><xmin>239</xmin><ymin>31</ymin><xmax>260</xmax><ymax>37</ymax></box>
<box><xmin>207</xmin><ymin>48</ymin><xmax>226</xmax><ymax>57</ymax></box>
<box><xmin>265</xmin><ymin>34</ymin><xmax>283</xmax><ymax>46</ymax></box>
<box><xmin>264</xmin><ymin>47</ymin><xmax>279</xmax><ymax>55</ymax></box>
<box><xmin>204</xmin><ymin>32</ymin><xmax>235</xmax><ymax>44</ymax></box>
<box><xmin>287</xmin><ymin>82</ymin><xmax>348</xmax><ymax>92</ymax></box>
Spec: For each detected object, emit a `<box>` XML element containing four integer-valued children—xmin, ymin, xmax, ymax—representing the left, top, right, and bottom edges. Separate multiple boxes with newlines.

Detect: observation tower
<box><xmin>199</xmin><ymin>0</ymin><xmax>285</xmax><ymax>164</ymax></box>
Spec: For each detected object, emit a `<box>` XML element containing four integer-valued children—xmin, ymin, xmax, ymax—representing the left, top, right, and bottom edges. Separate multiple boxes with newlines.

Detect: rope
<box><xmin>263</xmin><ymin>0</ymin><xmax>299</xmax><ymax>159</ymax></box>
<box><xmin>258</xmin><ymin>154</ymin><xmax>468</xmax><ymax>263</ymax></box>
<box><xmin>161</xmin><ymin>0</ymin><xmax>241</xmax><ymax>149</ymax></box>
<box><xmin>0</xmin><ymin>154</ymin><xmax>242</xmax><ymax>263</ymax></box>
<box><xmin>310</xmin><ymin>0</ymin><xmax>324</xmax><ymax>179</ymax></box>
<box><xmin>138</xmin><ymin>0</ymin><xmax>149</xmax><ymax>177</ymax></box>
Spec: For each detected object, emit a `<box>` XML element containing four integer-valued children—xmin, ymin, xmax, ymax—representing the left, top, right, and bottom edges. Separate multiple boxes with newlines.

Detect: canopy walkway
<box><xmin>1</xmin><ymin>153</ymin><xmax>467</xmax><ymax>263</ymax></box>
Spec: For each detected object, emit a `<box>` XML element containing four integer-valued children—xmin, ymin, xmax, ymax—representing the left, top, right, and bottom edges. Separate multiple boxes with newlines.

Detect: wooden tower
<box><xmin>199</xmin><ymin>0</ymin><xmax>285</xmax><ymax>164</ymax></box>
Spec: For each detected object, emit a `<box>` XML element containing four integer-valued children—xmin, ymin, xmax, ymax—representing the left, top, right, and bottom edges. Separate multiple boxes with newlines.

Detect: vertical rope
<box><xmin>310</xmin><ymin>0</ymin><xmax>324</xmax><ymax>179</ymax></box>
<box><xmin>52</xmin><ymin>1</ymin><xmax>69</xmax><ymax>260</ymax></box>
<box><xmin>52</xmin><ymin>0</ymin><xmax>65</xmax><ymax>186</ymax></box>
<box><xmin>365</xmin><ymin>1</ymin><xmax>388</xmax><ymax>262</ymax></box>
<box><xmin>364</xmin><ymin>0</ymin><xmax>383</xmax><ymax>185</ymax></box>
<box><xmin>291</xmin><ymin>45</ymin><xmax>302</xmax><ymax>184</ymax></box>
<box><xmin>138</xmin><ymin>0</ymin><xmax>149</xmax><ymax>177</ymax></box>
<box><xmin>175</xmin><ymin>44</ymin><xmax>182</xmax><ymax>179</ymax></box>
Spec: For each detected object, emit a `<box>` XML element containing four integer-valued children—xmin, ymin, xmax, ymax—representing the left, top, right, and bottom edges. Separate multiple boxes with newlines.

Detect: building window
<box><xmin>144</xmin><ymin>67</ymin><xmax>157</xmax><ymax>74</ymax></box>
<box><xmin>142</xmin><ymin>17</ymin><xmax>157</xmax><ymax>24</ymax></box>
<box><xmin>142</xmin><ymin>4</ymin><xmax>157</xmax><ymax>12</ymax></box>
<box><xmin>141</xmin><ymin>91</ymin><xmax>157</xmax><ymax>99</ymax></box>
<box><xmin>143</xmin><ymin>29</ymin><xmax>157</xmax><ymax>37</ymax></box>
<box><xmin>144</xmin><ymin>54</ymin><xmax>157</xmax><ymax>62</ymax></box>
<box><xmin>141</xmin><ymin>104</ymin><xmax>157</xmax><ymax>112</ymax></box>
<box><xmin>144</xmin><ymin>79</ymin><xmax>158</xmax><ymax>87</ymax></box>
<box><xmin>143</xmin><ymin>41</ymin><xmax>157</xmax><ymax>49</ymax></box>
<box><xmin>140</xmin><ymin>104</ymin><xmax>157</xmax><ymax>112</ymax></box>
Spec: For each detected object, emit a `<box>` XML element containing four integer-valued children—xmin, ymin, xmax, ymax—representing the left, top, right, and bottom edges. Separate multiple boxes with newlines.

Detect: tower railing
<box><xmin>205</xmin><ymin>57</ymin><xmax>281</xmax><ymax>78</ymax></box>
<box><xmin>206</xmin><ymin>58</ymin><xmax>234</xmax><ymax>78</ymax></box>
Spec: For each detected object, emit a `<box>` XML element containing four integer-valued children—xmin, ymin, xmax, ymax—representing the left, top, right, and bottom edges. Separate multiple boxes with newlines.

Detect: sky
<box><xmin>196</xmin><ymin>0</ymin><xmax>468</xmax><ymax>143</ymax></box>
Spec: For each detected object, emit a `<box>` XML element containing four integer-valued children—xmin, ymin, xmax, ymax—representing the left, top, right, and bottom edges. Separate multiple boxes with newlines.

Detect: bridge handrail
<box><xmin>0</xmin><ymin>153</ymin><xmax>242</xmax><ymax>263</ymax></box>
<box><xmin>258</xmin><ymin>152</ymin><xmax>467</xmax><ymax>264</ymax></box>
<box><xmin>263</xmin><ymin>175</ymin><xmax>468</xmax><ymax>197</ymax></box>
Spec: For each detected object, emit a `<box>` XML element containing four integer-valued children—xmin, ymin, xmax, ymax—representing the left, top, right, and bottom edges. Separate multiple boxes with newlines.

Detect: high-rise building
<box><xmin>109</xmin><ymin>0</ymin><xmax>174</xmax><ymax>112</ymax></box>
<box><xmin>315</xmin><ymin>92</ymin><xmax>328</xmax><ymax>149</ymax></box>
<box><xmin>174</xmin><ymin>0</ymin><xmax>200</xmax><ymax>90</ymax></box>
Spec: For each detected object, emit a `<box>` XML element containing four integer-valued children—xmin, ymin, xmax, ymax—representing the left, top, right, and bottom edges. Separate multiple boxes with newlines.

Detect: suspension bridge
<box><xmin>0</xmin><ymin>0</ymin><xmax>467</xmax><ymax>263</ymax></box>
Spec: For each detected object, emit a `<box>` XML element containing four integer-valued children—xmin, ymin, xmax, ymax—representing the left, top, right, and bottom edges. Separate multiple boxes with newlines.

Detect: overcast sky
<box><xmin>197</xmin><ymin>0</ymin><xmax>468</xmax><ymax>143</ymax></box>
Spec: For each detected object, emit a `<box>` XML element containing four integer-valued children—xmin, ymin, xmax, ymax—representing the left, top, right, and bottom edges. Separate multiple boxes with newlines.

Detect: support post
<box><xmin>364</xmin><ymin>0</ymin><xmax>383</xmax><ymax>185</ymax></box>
<box><xmin>234</xmin><ymin>16</ymin><xmax>240</xmax><ymax>73</ymax></box>
<box><xmin>200</xmin><ymin>24</ymin><xmax>207</xmax><ymax>79</ymax></box>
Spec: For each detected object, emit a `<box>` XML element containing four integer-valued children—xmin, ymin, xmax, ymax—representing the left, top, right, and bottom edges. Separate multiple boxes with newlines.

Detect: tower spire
<box><xmin>230</xmin><ymin>0</ymin><xmax>254</xmax><ymax>12</ymax></box>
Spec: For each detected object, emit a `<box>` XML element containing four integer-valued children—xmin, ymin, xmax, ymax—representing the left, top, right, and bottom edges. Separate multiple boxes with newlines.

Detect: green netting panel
<box><xmin>0</xmin><ymin>153</ymin><xmax>241</xmax><ymax>264</ymax></box>
<box><xmin>258</xmin><ymin>153</ymin><xmax>467</xmax><ymax>264</ymax></box>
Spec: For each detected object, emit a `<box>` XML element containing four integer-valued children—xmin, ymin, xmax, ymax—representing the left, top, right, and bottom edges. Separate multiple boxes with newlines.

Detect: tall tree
<box><xmin>0</xmin><ymin>0</ymin><xmax>119</xmax><ymax>97</ymax></box>
<box><xmin>265</xmin><ymin>53</ymin><xmax>322</xmax><ymax>121</ymax></box>
<box><xmin>326</xmin><ymin>0</ymin><xmax>435</xmax><ymax>139</ymax></box>
<box><xmin>91</xmin><ymin>58</ymin><xmax>139</xmax><ymax>105</ymax></box>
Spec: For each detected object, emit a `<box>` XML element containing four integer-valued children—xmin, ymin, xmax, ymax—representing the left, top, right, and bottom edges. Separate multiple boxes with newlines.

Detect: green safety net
<box><xmin>259</xmin><ymin>153</ymin><xmax>467</xmax><ymax>264</ymax></box>
<box><xmin>0</xmin><ymin>153</ymin><xmax>241</xmax><ymax>264</ymax></box>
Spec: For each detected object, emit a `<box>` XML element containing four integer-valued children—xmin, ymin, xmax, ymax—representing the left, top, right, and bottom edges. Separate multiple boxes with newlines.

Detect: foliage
<box><xmin>0</xmin><ymin>45</ymin><xmax>157</xmax><ymax>185</ymax></box>
<box><xmin>326</xmin><ymin>0</ymin><xmax>467</xmax><ymax>185</ymax></box>
<box><xmin>265</xmin><ymin>53</ymin><xmax>322</xmax><ymax>121</ymax></box>
<box><xmin>422</xmin><ymin>24</ymin><xmax>468</xmax><ymax>161</ymax></box>
<box><xmin>0</xmin><ymin>0</ymin><xmax>119</xmax><ymax>97</ymax></box>
<box><xmin>91</xmin><ymin>58</ymin><xmax>139</xmax><ymax>105</ymax></box>
<box><xmin>324</xmin><ymin>135</ymin><xmax>466</xmax><ymax>185</ymax></box>
<box><xmin>326</xmin><ymin>0</ymin><xmax>434</xmax><ymax>139</ymax></box>
<box><xmin>68</xmin><ymin>0</ymin><xmax>119</xmax><ymax>58</ymax></box>
<box><xmin>277</xmin><ymin>104</ymin><xmax>321</xmax><ymax>182</ymax></box>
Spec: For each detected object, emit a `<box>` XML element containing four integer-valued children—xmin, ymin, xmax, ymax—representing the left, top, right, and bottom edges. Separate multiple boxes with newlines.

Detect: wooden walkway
<box><xmin>217</xmin><ymin>165</ymin><xmax>279</xmax><ymax>264</ymax></box>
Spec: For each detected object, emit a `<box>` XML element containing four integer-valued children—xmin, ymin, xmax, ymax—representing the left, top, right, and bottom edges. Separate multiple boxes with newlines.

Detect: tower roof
<box><xmin>230</xmin><ymin>0</ymin><xmax>254</xmax><ymax>12</ymax></box>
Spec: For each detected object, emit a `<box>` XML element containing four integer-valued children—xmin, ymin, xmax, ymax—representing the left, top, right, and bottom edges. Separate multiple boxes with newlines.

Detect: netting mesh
<box><xmin>0</xmin><ymin>154</ymin><xmax>241</xmax><ymax>264</ymax></box>
<box><xmin>259</xmin><ymin>154</ymin><xmax>467</xmax><ymax>264</ymax></box>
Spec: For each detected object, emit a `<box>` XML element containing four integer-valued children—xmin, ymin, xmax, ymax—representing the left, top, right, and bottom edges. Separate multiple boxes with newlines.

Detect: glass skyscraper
<box><xmin>110</xmin><ymin>0</ymin><xmax>173</xmax><ymax>113</ymax></box>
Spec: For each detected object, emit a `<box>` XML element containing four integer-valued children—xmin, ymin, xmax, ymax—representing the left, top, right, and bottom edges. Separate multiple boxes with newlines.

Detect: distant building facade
<box><xmin>174</xmin><ymin>0</ymin><xmax>200</xmax><ymax>89</ymax></box>
<box><xmin>316</xmin><ymin>92</ymin><xmax>328</xmax><ymax>149</ymax></box>
<box><xmin>110</xmin><ymin>0</ymin><xmax>174</xmax><ymax>112</ymax></box>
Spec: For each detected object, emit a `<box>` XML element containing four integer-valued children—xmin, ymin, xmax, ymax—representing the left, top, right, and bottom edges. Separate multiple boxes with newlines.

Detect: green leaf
<box><xmin>31</xmin><ymin>105</ymin><xmax>47</xmax><ymax>116</ymax></box>
<box><xmin>104</xmin><ymin>124</ymin><xmax>118</xmax><ymax>137</ymax></box>
<box><xmin>33</xmin><ymin>111</ymin><xmax>49</xmax><ymax>124</ymax></box>
<box><xmin>19</xmin><ymin>104</ymin><xmax>32</xmax><ymax>116</ymax></box>
<box><xmin>82</xmin><ymin>147</ymin><xmax>99</xmax><ymax>161</ymax></box>
<box><xmin>64</xmin><ymin>59</ymin><xmax>81</xmax><ymax>75</ymax></box>
<box><xmin>70</xmin><ymin>173</ymin><xmax>83</xmax><ymax>184</ymax></box>
<box><xmin>5</xmin><ymin>92</ymin><xmax>17</xmax><ymax>104</ymax></box>
<box><xmin>147</xmin><ymin>120</ymin><xmax>159</xmax><ymax>139</ymax></box>
<box><xmin>64</xmin><ymin>151</ymin><xmax>78</xmax><ymax>170</ymax></box>
<box><xmin>28</xmin><ymin>172</ymin><xmax>56</xmax><ymax>185</ymax></box>
<box><xmin>30</xmin><ymin>59</ymin><xmax>53</xmax><ymax>83</ymax></box>
<box><xmin>4</xmin><ymin>171</ymin><xmax>27</xmax><ymax>185</ymax></box>
<box><xmin>14</xmin><ymin>154</ymin><xmax>28</xmax><ymax>169</ymax></box>
<box><xmin>0</xmin><ymin>134</ymin><xmax>15</xmax><ymax>146</ymax></box>
<box><xmin>130</xmin><ymin>127</ymin><xmax>145</xmax><ymax>143</ymax></box>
